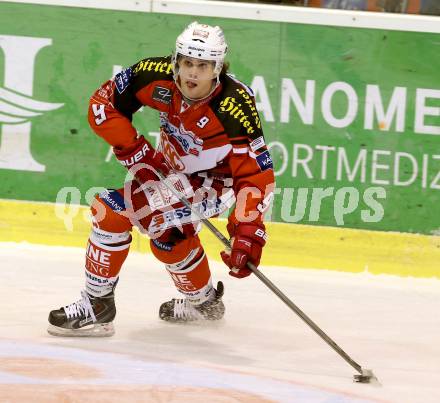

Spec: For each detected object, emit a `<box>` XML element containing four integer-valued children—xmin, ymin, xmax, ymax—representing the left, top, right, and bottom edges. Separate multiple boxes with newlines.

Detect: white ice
<box><xmin>0</xmin><ymin>242</ymin><xmax>439</xmax><ymax>402</ymax></box>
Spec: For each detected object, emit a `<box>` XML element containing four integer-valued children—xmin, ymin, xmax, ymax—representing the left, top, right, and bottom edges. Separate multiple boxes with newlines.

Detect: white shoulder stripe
<box><xmin>232</xmin><ymin>147</ymin><xmax>248</xmax><ymax>154</ymax></box>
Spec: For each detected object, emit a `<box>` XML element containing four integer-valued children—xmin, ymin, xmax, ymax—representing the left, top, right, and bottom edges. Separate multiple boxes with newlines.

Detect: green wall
<box><xmin>0</xmin><ymin>2</ymin><xmax>439</xmax><ymax>233</ymax></box>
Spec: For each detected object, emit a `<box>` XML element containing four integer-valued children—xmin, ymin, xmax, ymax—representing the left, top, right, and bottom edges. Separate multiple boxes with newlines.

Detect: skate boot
<box><xmin>47</xmin><ymin>290</ymin><xmax>116</xmax><ymax>337</ymax></box>
<box><xmin>159</xmin><ymin>281</ymin><xmax>225</xmax><ymax>322</ymax></box>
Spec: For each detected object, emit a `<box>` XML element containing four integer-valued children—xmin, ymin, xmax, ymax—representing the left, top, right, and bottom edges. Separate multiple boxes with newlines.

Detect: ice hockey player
<box><xmin>48</xmin><ymin>22</ymin><xmax>275</xmax><ymax>336</ymax></box>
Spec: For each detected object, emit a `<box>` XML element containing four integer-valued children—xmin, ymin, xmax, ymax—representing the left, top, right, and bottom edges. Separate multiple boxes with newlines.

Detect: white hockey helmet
<box><xmin>173</xmin><ymin>21</ymin><xmax>228</xmax><ymax>79</ymax></box>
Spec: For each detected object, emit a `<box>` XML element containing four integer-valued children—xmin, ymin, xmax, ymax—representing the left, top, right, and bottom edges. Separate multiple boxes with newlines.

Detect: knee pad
<box><xmin>150</xmin><ymin>234</ymin><xmax>201</xmax><ymax>265</ymax></box>
<box><xmin>90</xmin><ymin>226</ymin><xmax>131</xmax><ymax>246</ymax></box>
<box><xmin>91</xmin><ymin>189</ymin><xmax>132</xmax><ymax>234</ymax></box>
<box><xmin>150</xmin><ymin>235</ymin><xmax>212</xmax><ymax>303</ymax></box>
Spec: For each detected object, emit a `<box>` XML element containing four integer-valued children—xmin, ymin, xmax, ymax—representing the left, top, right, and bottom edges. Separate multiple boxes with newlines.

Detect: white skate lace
<box><xmin>173</xmin><ymin>299</ymin><xmax>203</xmax><ymax>320</ymax></box>
<box><xmin>63</xmin><ymin>291</ymin><xmax>97</xmax><ymax>322</ymax></box>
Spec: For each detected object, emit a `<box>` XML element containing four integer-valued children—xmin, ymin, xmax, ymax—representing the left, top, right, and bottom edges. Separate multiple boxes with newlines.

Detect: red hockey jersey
<box><xmin>88</xmin><ymin>56</ymin><xmax>275</xmax><ymax>225</ymax></box>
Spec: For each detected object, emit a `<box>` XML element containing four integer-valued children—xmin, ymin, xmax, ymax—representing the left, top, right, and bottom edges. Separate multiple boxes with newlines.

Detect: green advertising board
<box><xmin>0</xmin><ymin>2</ymin><xmax>439</xmax><ymax>234</ymax></box>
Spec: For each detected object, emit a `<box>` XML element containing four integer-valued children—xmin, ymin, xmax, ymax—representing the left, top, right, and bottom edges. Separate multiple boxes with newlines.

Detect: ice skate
<box><xmin>47</xmin><ymin>290</ymin><xmax>116</xmax><ymax>337</ymax></box>
<box><xmin>159</xmin><ymin>281</ymin><xmax>225</xmax><ymax>323</ymax></box>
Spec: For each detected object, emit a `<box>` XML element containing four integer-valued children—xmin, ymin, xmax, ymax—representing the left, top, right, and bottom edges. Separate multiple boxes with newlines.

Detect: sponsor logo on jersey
<box><xmin>256</xmin><ymin>150</ymin><xmax>273</xmax><ymax>172</ymax></box>
<box><xmin>153</xmin><ymin>86</ymin><xmax>172</xmax><ymax>104</ymax></box>
<box><xmin>114</xmin><ymin>67</ymin><xmax>133</xmax><ymax>94</ymax></box>
<box><xmin>219</xmin><ymin>97</ymin><xmax>254</xmax><ymax>134</ymax></box>
<box><xmin>148</xmin><ymin>197</ymin><xmax>224</xmax><ymax>234</ymax></box>
<box><xmin>149</xmin><ymin>206</ymin><xmax>192</xmax><ymax>233</ymax></box>
<box><xmin>236</xmin><ymin>88</ymin><xmax>261</xmax><ymax>129</ymax></box>
<box><xmin>133</xmin><ymin>59</ymin><xmax>173</xmax><ymax>75</ymax></box>
<box><xmin>250</xmin><ymin>136</ymin><xmax>265</xmax><ymax>152</ymax></box>
<box><xmin>218</xmin><ymin>88</ymin><xmax>261</xmax><ymax>135</ymax></box>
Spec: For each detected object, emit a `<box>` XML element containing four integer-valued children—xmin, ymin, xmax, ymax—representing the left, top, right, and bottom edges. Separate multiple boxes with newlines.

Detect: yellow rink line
<box><xmin>0</xmin><ymin>199</ymin><xmax>439</xmax><ymax>278</ymax></box>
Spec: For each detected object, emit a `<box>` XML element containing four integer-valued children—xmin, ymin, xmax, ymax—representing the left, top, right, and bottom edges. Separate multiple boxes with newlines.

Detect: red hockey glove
<box><xmin>220</xmin><ymin>222</ymin><xmax>267</xmax><ymax>278</ymax></box>
<box><xmin>114</xmin><ymin>136</ymin><xmax>169</xmax><ymax>183</ymax></box>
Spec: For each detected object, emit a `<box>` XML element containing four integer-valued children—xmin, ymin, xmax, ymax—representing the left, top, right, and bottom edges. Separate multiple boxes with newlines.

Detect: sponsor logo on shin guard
<box><xmin>169</xmin><ymin>273</ymin><xmax>197</xmax><ymax>292</ymax></box>
<box><xmin>86</xmin><ymin>243</ymin><xmax>111</xmax><ymax>277</ymax></box>
<box><xmin>85</xmin><ymin>271</ymin><xmax>111</xmax><ymax>285</ymax></box>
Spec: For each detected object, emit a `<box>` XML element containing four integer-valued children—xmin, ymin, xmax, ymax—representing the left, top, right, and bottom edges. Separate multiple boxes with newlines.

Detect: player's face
<box><xmin>177</xmin><ymin>56</ymin><xmax>216</xmax><ymax>100</ymax></box>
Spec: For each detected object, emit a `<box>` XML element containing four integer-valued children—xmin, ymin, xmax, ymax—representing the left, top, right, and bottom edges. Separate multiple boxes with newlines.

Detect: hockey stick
<box><xmin>155</xmin><ymin>170</ymin><xmax>378</xmax><ymax>384</ymax></box>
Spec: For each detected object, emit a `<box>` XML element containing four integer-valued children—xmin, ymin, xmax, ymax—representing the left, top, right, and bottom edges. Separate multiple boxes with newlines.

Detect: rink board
<box><xmin>0</xmin><ymin>1</ymin><xmax>439</xmax><ymax>234</ymax></box>
<box><xmin>1</xmin><ymin>198</ymin><xmax>439</xmax><ymax>278</ymax></box>
<box><xmin>0</xmin><ymin>1</ymin><xmax>439</xmax><ymax>278</ymax></box>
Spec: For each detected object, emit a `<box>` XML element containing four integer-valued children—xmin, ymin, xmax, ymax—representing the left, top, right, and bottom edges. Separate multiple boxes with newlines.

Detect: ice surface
<box><xmin>0</xmin><ymin>242</ymin><xmax>439</xmax><ymax>402</ymax></box>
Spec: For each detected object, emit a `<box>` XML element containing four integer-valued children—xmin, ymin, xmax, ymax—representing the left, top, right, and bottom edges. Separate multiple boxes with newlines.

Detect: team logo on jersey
<box><xmin>162</xmin><ymin>122</ymin><xmax>203</xmax><ymax>156</ymax></box>
<box><xmin>152</xmin><ymin>86</ymin><xmax>172</xmax><ymax>104</ymax></box>
<box><xmin>256</xmin><ymin>150</ymin><xmax>273</xmax><ymax>172</ymax></box>
<box><xmin>114</xmin><ymin>67</ymin><xmax>133</xmax><ymax>94</ymax></box>
<box><xmin>160</xmin><ymin>133</ymin><xmax>186</xmax><ymax>171</ymax></box>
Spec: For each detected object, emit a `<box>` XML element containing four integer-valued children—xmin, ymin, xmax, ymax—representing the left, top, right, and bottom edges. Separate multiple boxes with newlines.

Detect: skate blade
<box><xmin>47</xmin><ymin>322</ymin><xmax>115</xmax><ymax>337</ymax></box>
<box><xmin>160</xmin><ymin>314</ymin><xmax>224</xmax><ymax>324</ymax></box>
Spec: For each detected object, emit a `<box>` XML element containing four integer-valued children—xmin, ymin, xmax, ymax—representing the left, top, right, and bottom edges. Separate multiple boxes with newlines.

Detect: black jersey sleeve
<box><xmin>112</xmin><ymin>56</ymin><xmax>174</xmax><ymax>118</ymax></box>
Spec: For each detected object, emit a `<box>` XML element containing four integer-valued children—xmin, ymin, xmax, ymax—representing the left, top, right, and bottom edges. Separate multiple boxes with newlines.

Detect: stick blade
<box><xmin>353</xmin><ymin>369</ymin><xmax>380</xmax><ymax>385</ymax></box>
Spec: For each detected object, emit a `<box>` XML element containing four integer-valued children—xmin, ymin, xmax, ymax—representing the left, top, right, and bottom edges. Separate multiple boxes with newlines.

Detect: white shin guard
<box><xmin>85</xmin><ymin>228</ymin><xmax>130</xmax><ymax>297</ymax></box>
